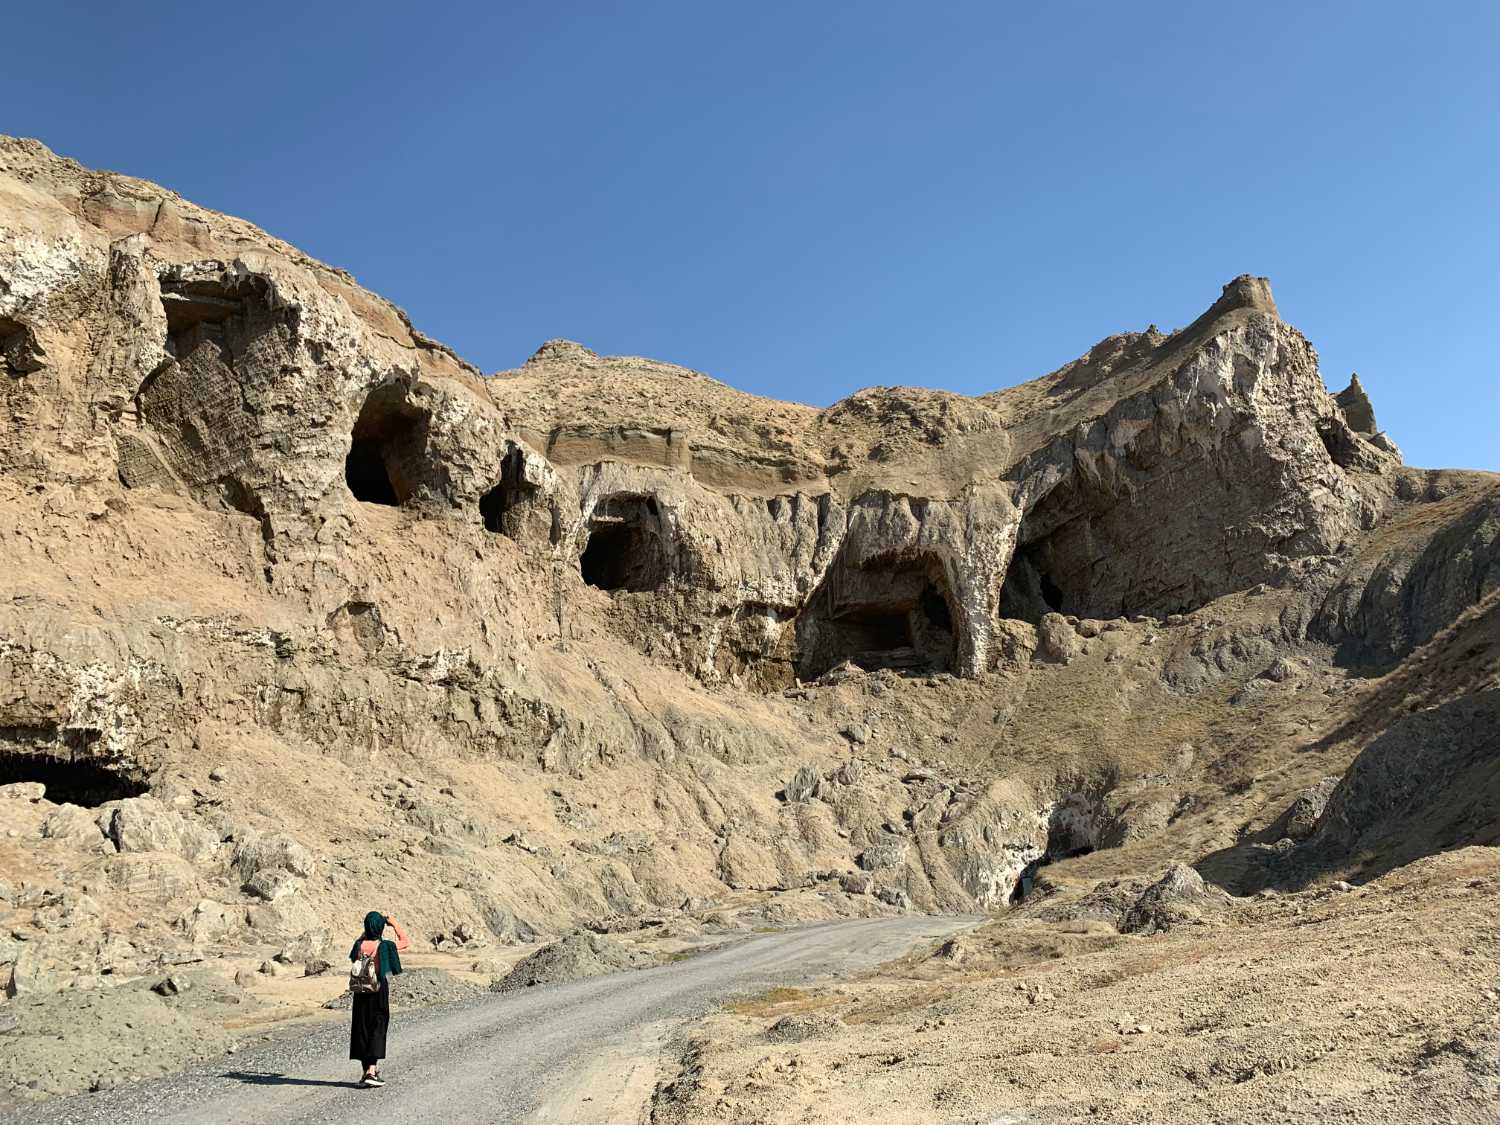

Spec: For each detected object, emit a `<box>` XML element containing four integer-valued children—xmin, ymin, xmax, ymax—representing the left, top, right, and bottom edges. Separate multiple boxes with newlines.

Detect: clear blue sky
<box><xmin>6</xmin><ymin>2</ymin><xmax>1497</xmax><ymax>470</ymax></box>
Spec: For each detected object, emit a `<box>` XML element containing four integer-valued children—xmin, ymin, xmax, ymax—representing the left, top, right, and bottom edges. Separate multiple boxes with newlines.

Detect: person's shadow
<box><xmin>222</xmin><ymin>1070</ymin><xmax>365</xmax><ymax>1090</ymax></box>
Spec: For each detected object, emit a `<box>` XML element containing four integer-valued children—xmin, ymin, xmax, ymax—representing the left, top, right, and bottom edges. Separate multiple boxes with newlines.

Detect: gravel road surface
<box><xmin>11</xmin><ymin>915</ymin><xmax>973</xmax><ymax>1125</ymax></box>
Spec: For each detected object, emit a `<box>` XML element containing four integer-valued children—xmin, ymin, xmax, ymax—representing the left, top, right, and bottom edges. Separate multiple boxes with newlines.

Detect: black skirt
<box><xmin>349</xmin><ymin>980</ymin><xmax>390</xmax><ymax>1063</ymax></box>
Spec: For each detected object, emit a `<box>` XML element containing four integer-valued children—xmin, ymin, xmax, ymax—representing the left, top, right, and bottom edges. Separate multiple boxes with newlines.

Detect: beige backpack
<box><xmin>349</xmin><ymin>941</ymin><xmax>381</xmax><ymax>993</ymax></box>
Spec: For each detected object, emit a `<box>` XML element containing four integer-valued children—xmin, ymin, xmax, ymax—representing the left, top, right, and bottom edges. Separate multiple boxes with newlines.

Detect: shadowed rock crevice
<box><xmin>580</xmin><ymin>494</ymin><xmax>670</xmax><ymax>592</ymax></box>
<box><xmin>796</xmin><ymin>552</ymin><xmax>958</xmax><ymax>679</ymax></box>
<box><xmin>345</xmin><ymin>383</ymin><xmax>430</xmax><ymax>506</ymax></box>
<box><xmin>480</xmin><ymin>445</ymin><xmax>538</xmax><ymax>537</ymax></box>
<box><xmin>0</xmin><ymin>314</ymin><xmax>45</xmax><ymax>376</ymax></box>
<box><xmin>159</xmin><ymin>275</ymin><xmax>254</xmax><ymax>347</ymax></box>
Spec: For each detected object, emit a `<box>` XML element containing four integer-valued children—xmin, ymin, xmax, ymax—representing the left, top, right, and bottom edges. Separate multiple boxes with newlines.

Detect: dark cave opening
<box><xmin>921</xmin><ymin>585</ymin><xmax>953</xmax><ymax>632</ymax></box>
<box><xmin>345</xmin><ymin>385</ymin><xmax>426</xmax><ymax>506</ymax></box>
<box><xmin>797</xmin><ymin>555</ymin><xmax>958</xmax><ymax>680</ymax></box>
<box><xmin>479</xmin><ymin>446</ymin><xmax>537</xmax><ymax>537</ymax></box>
<box><xmin>1</xmin><ymin>727</ymin><xmax>149</xmax><ymax>808</ymax></box>
<box><xmin>1008</xmin><ymin>844</ymin><xmax>1098</xmax><ymax>905</ymax></box>
<box><xmin>1038</xmin><ymin>568</ymin><xmax>1065</xmax><ymax>613</ymax></box>
<box><xmin>1000</xmin><ymin>481</ymin><xmax>1091</xmax><ymax>623</ymax></box>
<box><xmin>580</xmin><ymin>496</ymin><xmax>669</xmax><ymax>592</ymax></box>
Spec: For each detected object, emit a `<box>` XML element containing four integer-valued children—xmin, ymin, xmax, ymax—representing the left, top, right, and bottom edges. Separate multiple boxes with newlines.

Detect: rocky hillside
<box><xmin>1</xmin><ymin>136</ymin><xmax>1498</xmax><ymax>1106</ymax></box>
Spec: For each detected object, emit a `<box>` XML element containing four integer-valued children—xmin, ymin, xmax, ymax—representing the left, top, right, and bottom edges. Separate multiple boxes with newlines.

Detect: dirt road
<box><xmin>12</xmin><ymin>916</ymin><xmax>973</xmax><ymax>1125</ymax></box>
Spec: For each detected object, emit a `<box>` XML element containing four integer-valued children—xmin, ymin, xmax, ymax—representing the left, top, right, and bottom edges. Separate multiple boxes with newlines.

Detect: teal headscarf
<box><xmin>350</xmin><ymin>911</ymin><xmax>403</xmax><ymax>981</ymax></box>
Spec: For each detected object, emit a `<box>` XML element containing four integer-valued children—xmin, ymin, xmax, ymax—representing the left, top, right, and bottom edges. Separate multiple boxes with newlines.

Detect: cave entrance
<box><xmin>797</xmin><ymin>554</ymin><xmax>957</xmax><ymax>680</ymax></box>
<box><xmin>1000</xmin><ymin>546</ymin><xmax>1069</xmax><ymax>622</ymax></box>
<box><xmin>580</xmin><ymin>495</ymin><xmax>669</xmax><ymax>592</ymax></box>
<box><xmin>479</xmin><ymin>446</ymin><xmax>537</xmax><ymax>537</ymax></box>
<box><xmin>1000</xmin><ymin>479</ymin><xmax>1095</xmax><ymax>623</ymax></box>
<box><xmin>1</xmin><ymin>727</ymin><xmax>149</xmax><ymax>808</ymax></box>
<box><xmin>159</xmin><ymin>277</ymin><xmax>249</xmax><ymax>353</ymax></box>
<box><xmin>1009</xmin><ymin>800</ymin><xmax>1100</xmax><ymax>904</ymax></box>
<box><xmin>345</xmin><ymin>384</ymin><xmax>426</xmax><ymax>506</ymax></box>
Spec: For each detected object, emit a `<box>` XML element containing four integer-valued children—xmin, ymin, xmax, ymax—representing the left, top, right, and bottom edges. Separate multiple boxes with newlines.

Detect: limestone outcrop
<box><xmin>3</xmin><ymin>134</ymin><xmax>1500</xmax><ymax>1078</ymax></box>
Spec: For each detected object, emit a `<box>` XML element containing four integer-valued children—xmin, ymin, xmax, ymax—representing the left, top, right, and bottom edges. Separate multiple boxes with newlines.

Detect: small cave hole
<box><xmin>580</xmin><ymin>496</ymin><xmax>669</xmax><ymax>592</ymax></box>
<box><xmin>345</xmin><ymin>385</ymin><xmax>426</xmax><ymax>506</ymax></box>
<box><xmin>157</xmin><ymin>275</ymin><xmax>264</xmax><ymax>366</ymax></box>
<box><xmin>1011</xmin><ymin>800</ymin><xmax>1100</xmax><ymax>904</ymax></box>
<box><xmin>479</xmin><ymin>446</ymin><xmax>538</xmax><ymax>537</ymax></box>
<box><xmin>0</xmin><ymin>315</ymin><xmax>45</xmax><ymax>376</ymax></box>
<box><xmin>1</xmin><ymin>727</ymin><xmax>148</xmax><ymax>808</ymax></box>
<box><xmin>921</xmin><ymin>584</ymin><xmax>953</xmax><ymax>631</ymax></box>
<box><xmin>1317</xmin><ymin>419</ymin><xmax>1360</xmax><ymax>469</ymax></box>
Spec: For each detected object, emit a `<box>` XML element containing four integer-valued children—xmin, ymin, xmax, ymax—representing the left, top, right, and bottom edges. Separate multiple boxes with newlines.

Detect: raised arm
<box><xmin>388</xmin><ymin>917</ymin><xmax>411</xmax><ymax>951</ymax></box>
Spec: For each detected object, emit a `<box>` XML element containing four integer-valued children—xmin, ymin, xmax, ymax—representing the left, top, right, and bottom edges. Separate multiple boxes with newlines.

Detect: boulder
<box><xmin>1260</xmin><ymin>656</ymin><xmax>1302</xmax><ymax>683</ymax></box>
<box><xmin>783</xmin><ymin>765</ymin><xmax>821</xmax><ymax>803</ymax></box>
<box><xmin>1121</xmin><ymin>864</ymin><xmax>1226</xmax><ymax>935</ymax></box>
<box><xmin>232</xmin><ymin>832</ymin><xmax>316</xmax><ymax>882</ymax></box>
<box><xmin>1035</xmin><ymin>614</ymin><xmax>1081</xmax><ymax>664</ymax></box>
<box><xmin>41</xmin><ymin>805</ymin><xmax>109</xmax><ymax>846</ymax></box>
<box><xmin>1273</xmin><ymin>777</ymin><xmax>1339</xmax><ymax>842</ymax></box>
<box><xmin>98</xmin><ymin>798</ymin><xmax>218</xmax><ymax>863</ymax></box>
<box><xmin>875</xmin><ymin>886</ymin><xmax>912</xmax><ymax>910</ymax></box>
<box><xmin>830</xmin><ymin>759</ymin><xmax>864</xmax><ymax>786</ymax></box>
<box><xmin>840</xmin><ymin>871</ymin><xmax>874</xmax><ymax>895</ymax></box>
<box><xmin>178</xmin><ymin>900</ymin><xmax>240</xmax><ymax>945</ymax></box>
<box><xmin>275</xmin><ymin>929</ymin><xmax>332</xmax><ymax>963</ymax></box>
<box><xmin>0</xmin><ymin>782</ymin><xmax>46</xmax><ymax>802</ymax></box>
<box><xmin>242</xmin><ymin>868</ymin><xmax>301</xmax><ymax>902</ymax></box>
<box><xmin>840</xmin><ymin>723</ymin><xmax>872</xmax><ymax>746</ymax></box>
<box><xmin>4</xmin><ymin>947</ymin><xmax>57</xmax><ymax>998</ymax></box>
<box><xmin>992</xmin><ymin>619</ymin><xmax>1038</xmax><ymax>666</ymax></box>
<box><xmin>856</xmin><ymin>837</ymin><xmax>910</xmax><ymax>871</ymax></box>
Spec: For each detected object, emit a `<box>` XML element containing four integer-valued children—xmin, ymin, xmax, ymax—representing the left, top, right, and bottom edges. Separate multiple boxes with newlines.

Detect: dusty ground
<box><xmin>7</xmin><ymin>916</ymin><xmax>971</xmax><ymax>1125</ymax></box>
<box><xmin>655</xmin><ymin>850</ymin><xmax>1500</xmax><ymax>1124</ymax></box>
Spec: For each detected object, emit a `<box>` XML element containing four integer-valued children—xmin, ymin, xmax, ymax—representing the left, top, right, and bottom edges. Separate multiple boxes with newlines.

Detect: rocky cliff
<box><xmin>2</xmin><ymin>136</ymin><xmax>1499</xmax><ymax>1102</ymax></box>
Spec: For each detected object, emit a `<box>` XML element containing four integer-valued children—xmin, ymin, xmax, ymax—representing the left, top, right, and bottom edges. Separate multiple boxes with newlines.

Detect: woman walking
<box><xmin>349</xmin><ymin>910</ymin><xmax>409</xmax><ymax>1087</ymax></box>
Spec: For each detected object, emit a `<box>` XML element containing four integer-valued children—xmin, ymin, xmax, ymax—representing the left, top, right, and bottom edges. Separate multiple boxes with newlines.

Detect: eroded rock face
<box><xmin>0</xmin><ymin>136</ymin><xmax>1407</xmax><ymax>690</ymax></box>
<box><xmin>1313</xmin><ymin>483</ymin><xmax>1500</xmax><ymax>665</ymax></box>
<box><xmin>2</xmin><ymin>136</ymin><xmax>1497</xmax><ymax>1019</ymax></box>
